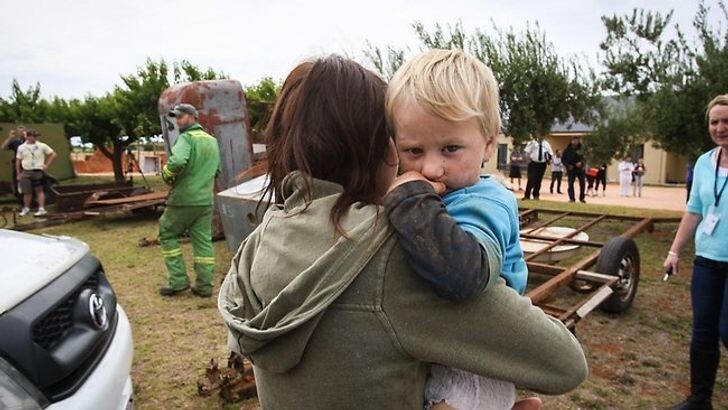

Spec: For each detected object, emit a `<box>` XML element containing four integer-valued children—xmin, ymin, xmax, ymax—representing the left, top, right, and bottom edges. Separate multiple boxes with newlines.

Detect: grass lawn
<box><xmin>11</xmin><ymin>188</ymin><xmax>727</xmax><ymax>409</ymax></box>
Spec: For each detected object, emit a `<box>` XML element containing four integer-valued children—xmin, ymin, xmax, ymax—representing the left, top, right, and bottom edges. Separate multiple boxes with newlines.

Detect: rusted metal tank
<box><xmin>158</xmin><ymin>80</ymin><xmax>253</xmax><ymax>235</ymax></box>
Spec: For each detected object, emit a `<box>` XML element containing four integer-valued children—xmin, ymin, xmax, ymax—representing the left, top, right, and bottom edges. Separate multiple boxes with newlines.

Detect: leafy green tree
<box><xmin>0</xmin><ymin>59</ymin><xmax>228</xmax><ymax>180</ymax></box>
<box><xmin>103</xmin><ymin>58</ymin><xmax>225</xmax><ymax>180</ymax></box>
<box><xmin>583</xmin><ymin>99</ymin><xmax>647</xmax><ymax>165</ymax></box>
<box><xmin>365</xmin><ymin>21</ymin><xmax>602</xmax><ymax>144</ymax></box>
<box><xmin>599</xmin><ymin>1</ymin><xmax>728</xmax><ymax>160</ymax></box>
<box><xmin>244</xmin><ymin>77</ymin><xmax>280</xmax><ymax>141</ymax></box>
<box><xmin>0</xmin><ymin>80</ymin><xmax>47</xmax><ymax>123</ymax></box>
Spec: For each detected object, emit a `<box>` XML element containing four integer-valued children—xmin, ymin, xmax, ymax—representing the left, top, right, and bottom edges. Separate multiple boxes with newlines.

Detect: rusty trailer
<box><xmin>51</xmin><ymin>180</ymin><xmax>147</xmax><ymax>213</ymax></box>
<box><xmin>519</xmin><ymin>208</ymin><xmax>680</xmax><ymax>329</ymax></box>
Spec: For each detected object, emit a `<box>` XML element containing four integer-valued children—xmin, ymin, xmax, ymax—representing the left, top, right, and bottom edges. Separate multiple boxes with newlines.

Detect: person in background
<box><xmin>618</xmin><ymin>156</ymin><xmax>635</xmax><ymax>197</ymax></box>
<box><xmin>585</xmin><ymin>167</ymin><xmax>598</xmax><ymax>197</ymax></box>
<box><xmin>1</xmin><ymin>125</ymin><xmax>26</xmax><ymax>205</ymax></box>
<box><xmin>15</xmin><ymin>130</ymin><xmax>55</xmax><ymax>216</ymax></box>
<box><xmin>509</xmin><ymin>147</ymin><xmax>524</xmax><ymax>191</ymax></box>
<box><xmin>158</xmin><ymin>103</ymin><xmax>221</xmax><ymax>297</ymax></box>
<box><xmin>549</xmin><ymin>149</ymin><xmax>564</xmax><ymax>194</ymax></box>
<box><xmin>663</xmin><ymin>94</ymin><xmax>728</xmax><ymax>410</ymax></box>
<box><xmin>633</xmin><ymin>158</ymin><xmax>646</xmax><ymax>197</ymax></box>
<box><xmin>595</xmin><ymin>163</ymin><xmax>608</xmax><ymax>197</ymax></box>
<box><xmin>562</xmin><ymin>137</ymin><xmax>586</xmax><ymax>203</ymax></box>
<box><xmin>686</xmin><ymin>161</ymin><xmax>695</xmax><ymax>203</ymax></box>
<box><xmin>522</xmin><ymin>136</ymin><xmax>553</xmax><ymax>200</ymax></box>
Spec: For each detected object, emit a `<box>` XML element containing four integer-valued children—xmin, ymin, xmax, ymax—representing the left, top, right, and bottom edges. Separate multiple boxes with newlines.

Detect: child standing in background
<box><xmin>549</xmin><ymin>150</ymin><xmax>564</xmax><ymax>194</ymax></box>
<box><xmin>384</xmin><ymin>49</ymin><xmax>542</xmax><ymax>410</ymax></box>
<box><xmin>509</xmin><ymin>148</ymin><xmax>524</xmax><ymax>191</ymax></box>
<box><xmin>618</xmin><ymin>157</ymin><xmax>635</xmax><ymax>197</ymax></box>
<box><xmin>595</xmin><ymin>163</ymin><xmax>608</xmax><ymax>197</ymax></box>
<box><xmin>585</xmin><ymin>167</ymin><xmax>599</xmax><ymax>197</ymax></box>
<box><xmin>632</xmin><ymin>158</ymin><xmax>646</xmax><ymax>197</ymax></box>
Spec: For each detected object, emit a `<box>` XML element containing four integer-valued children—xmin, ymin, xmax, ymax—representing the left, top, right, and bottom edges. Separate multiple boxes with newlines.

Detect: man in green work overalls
<box><xmin>159</xmin><ymin>103</ymin><xmax>221</xmax><ymax>297</ymax></box>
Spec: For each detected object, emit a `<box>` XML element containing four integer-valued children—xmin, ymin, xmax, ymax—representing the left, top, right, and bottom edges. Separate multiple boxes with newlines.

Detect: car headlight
<box><xmin>0</xmin><ymin>356</ymin><xmax>48</xmax><ymax>409</ymax></box>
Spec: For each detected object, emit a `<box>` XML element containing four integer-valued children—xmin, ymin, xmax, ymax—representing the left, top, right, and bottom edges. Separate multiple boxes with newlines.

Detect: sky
<box><xmin>0</xmin><ymin>0</ymin><xmax>709</xmax><ymax>99</ymax></box>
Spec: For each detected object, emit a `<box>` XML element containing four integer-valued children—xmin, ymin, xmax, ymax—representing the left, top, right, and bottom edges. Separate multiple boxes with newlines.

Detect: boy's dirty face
<box><xmin>394</xmin><ymin>102</ymin><xmax>493</xmax><ymax>191</ymax></box>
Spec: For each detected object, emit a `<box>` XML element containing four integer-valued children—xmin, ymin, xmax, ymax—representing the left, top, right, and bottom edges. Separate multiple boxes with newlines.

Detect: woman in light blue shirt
<box><xmin>664</xmin><ymin>94</ymin><xmax>728</xmax><ymax>410</ymax></box>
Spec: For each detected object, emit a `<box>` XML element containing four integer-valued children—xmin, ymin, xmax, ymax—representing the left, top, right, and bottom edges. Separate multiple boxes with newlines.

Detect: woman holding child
<box><xmin>219</xmin><ymin>52</ymin><xmax>587</xmax><ymax>409</ymax></box>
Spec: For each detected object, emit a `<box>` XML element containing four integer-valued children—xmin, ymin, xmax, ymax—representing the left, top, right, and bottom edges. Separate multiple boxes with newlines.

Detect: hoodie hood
<box><xmin>219</xmin><ymin>172</ymin><xmax>392</xmax><ymax>373</ymax></box>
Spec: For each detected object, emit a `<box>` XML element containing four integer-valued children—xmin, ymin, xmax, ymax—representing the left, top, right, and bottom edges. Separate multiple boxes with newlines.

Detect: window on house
<box><xmin>497</xmin><ymin>144</ymin><xmax>508</xmax><ymax>170</ymax></box>
<box><xmin>632</xmin><ymin>144</ymin><xmax>645</xmax><ymax>161</ymax></box>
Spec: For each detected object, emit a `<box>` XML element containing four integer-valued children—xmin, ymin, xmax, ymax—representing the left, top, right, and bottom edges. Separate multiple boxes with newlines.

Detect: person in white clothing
<box><xmin>15</xmin><ymin>130</ymin><xmax>56</xmax><ymax>216</ymax></box>
<box><xmin>618</xmin><ymin>157</ymin><xmax>635</xmax><ymax>197</ymax></box>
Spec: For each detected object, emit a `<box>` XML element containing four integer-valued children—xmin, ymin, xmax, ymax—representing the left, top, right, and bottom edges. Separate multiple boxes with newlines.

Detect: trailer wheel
<box><xmin>595</xmin><ymin>237</ymin><xmax>640</xmax><ymax>314</ymax></box>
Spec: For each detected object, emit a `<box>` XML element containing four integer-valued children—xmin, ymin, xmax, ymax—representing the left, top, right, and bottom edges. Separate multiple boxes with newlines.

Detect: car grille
<box><xmin>32</xmin><ymin>272</ymin><xmax>99</xmax><ymax>350</ymax></box>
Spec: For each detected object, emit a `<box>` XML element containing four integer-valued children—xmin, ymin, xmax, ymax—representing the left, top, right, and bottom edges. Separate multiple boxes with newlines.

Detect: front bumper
<box><xmin>48</xmin><ymin>305</ymin><xmax>133</xmax><ymax>410</ymax></box>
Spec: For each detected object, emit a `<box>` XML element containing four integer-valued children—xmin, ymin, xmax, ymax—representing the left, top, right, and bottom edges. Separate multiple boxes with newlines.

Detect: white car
<box><xmin>0</xmin><ymin>229</ymin><xmax>133</xmax><ymax>410</ymax></box>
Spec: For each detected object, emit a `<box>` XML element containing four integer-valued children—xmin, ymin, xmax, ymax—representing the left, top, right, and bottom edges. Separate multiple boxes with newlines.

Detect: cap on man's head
<box><xmin>168</xmin><ymin>103</ymin><xmax>198</xmax><ymax>118</ymax></box>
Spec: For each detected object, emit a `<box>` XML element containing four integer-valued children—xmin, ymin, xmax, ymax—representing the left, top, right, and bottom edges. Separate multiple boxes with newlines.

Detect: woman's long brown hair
<box><xmin>261</xmin><ymin>55</ymin><xmax>389</xmax><ymax>234</ymax></box>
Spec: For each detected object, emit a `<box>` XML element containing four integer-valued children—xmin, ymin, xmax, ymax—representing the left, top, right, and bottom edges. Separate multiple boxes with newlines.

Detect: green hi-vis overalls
<box><xmin>160</xmin><ymin>123</ymin><xmax>221</xmax><ymax>292</ymax></box>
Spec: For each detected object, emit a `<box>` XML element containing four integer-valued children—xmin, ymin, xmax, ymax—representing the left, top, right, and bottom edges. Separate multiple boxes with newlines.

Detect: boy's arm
<box><xmin>383</xmin><ymin>180</ymin><xmax>501</xmax><ymax>302</ymax></box>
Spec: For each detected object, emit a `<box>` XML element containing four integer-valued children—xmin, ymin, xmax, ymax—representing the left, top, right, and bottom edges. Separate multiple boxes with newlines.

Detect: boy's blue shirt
<box><xmin>442</xmin><ymin>176</ymin><xmax>528</xmax><ymax>294</ymax></box>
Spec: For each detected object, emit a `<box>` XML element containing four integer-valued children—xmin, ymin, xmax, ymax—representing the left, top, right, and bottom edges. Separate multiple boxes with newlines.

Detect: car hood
<box><xmin>0</xmin><ymin>229</ymin><xmax>89</xmax><ymax>315</ymax></box>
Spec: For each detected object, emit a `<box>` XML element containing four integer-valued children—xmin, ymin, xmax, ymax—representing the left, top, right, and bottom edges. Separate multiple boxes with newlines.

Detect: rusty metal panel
<box><xmin>158</xmin><ymin>80</ymin><xmax>253</xmax><ymax>236</ymax></box>
<box><xmin>158</xmin><ymin>80</ymin><xmax>253</xmax><ymax>194</ymax></box>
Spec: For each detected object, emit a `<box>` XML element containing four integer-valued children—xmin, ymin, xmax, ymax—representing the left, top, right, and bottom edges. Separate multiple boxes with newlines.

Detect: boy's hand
<box><xmin>387</xmin><ymin>171</ymin><xmax>446</xmax><ymax>195</ymax></box>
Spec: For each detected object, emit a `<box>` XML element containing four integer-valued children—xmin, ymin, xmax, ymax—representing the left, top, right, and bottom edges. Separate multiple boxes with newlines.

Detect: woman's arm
<box><xmin>383</xmin><ymin>256</ymin><xmax>588</xmax><ymax>395</ymax></box>
<box><xmin>663</xmin><ymin>212</ymin><xmax>702</xmax><ymax>274</ymax></box>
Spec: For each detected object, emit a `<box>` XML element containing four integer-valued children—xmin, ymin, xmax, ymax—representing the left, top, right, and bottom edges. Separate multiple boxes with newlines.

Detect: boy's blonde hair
<box><xmin>707</xmin><ymin>94</ymin><xmax>728</xmax><ymax>120</ymax></box>
<box><xmin>386</xmin><ymin>49</ymin><xmax>501</xmax><ymax>138</ymax></box>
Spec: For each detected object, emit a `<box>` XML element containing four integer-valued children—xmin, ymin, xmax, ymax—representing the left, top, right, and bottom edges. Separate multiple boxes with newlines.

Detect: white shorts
<box><xmin>424</xmin><ymin>365</ymin><xmax>516</xmax><ymax>410</ymax></box>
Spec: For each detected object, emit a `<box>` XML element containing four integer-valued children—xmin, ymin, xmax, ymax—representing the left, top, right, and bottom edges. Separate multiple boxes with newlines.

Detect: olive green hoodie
<box><xmin>219</xmin><ymin>172</ymin><xmax>588</xmax><ymax>409</ymax></box>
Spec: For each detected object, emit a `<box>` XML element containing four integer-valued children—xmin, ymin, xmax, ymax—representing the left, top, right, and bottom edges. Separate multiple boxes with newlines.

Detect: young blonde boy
<box><xmin>383</xmin><ymin>49</ymin><xmax>540</xmax><ymax>409</ymax></box>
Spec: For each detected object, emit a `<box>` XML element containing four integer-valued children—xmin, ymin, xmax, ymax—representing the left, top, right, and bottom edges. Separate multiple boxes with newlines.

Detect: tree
<box><xmin>0</xmin><ymin>80</ymin><xmax>47</xmax><ymax>123</ymax></box>
<box><xmin>0</xmin><ymin>59</ymin><xmax>226</xmax><ymax>180</ymax></box>
<box><xmin>103</xmin><ymin>58</ymin><xmax>225</xmax><ymax>180</ymax></box>
<box><xmin>599</xmin><ymin>1</ymin><xmax>728</xmax><ymax>160</ymax></box>
<box><xmin>583</xmin><ymin>99</ymin><xmax>647</xmax><ymax>165</ymax></box>
<box><xmin>365</xmin><ymin>21</ymin><xmax>602</xmax><ymax>144</ymax></box>
<box><xmin>244</xmin><ymin>77</ymin><xmax>280</xmax><ymax>141</ymax></box>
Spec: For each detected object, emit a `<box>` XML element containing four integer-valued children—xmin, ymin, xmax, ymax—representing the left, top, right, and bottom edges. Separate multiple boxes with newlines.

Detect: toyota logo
<box><xmin>88</xmin><ymin>293</ymin><xmax>108</xmax><ymax>330</ymax></box>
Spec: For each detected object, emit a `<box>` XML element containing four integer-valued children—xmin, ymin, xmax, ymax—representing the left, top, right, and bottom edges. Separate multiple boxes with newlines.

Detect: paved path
<box><xmin>520</xmin><ymin>180</ymin><xmax>689</xmax><ymax>212</ymax></box>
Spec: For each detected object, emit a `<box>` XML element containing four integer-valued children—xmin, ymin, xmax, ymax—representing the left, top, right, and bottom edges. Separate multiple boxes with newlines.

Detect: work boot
<box><xmin>669</xmin><ymin>397</ymin><xmax>712</xmax><ymax>410</ymax></box>
<box><xmin>191</xmin><ymin>287</ymin><xmax>212</xmax><ymax>298</ymax></box>
<box><xmin>159</xmin><ymin>284</ymin><xmax>189</xmax><ymax>296</ymax></box>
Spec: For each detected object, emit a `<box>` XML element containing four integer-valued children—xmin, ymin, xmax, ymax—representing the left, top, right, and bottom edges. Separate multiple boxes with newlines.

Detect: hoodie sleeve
<box><xmin>218</xmin><ymin>229</ymin><xmax>263</xmax><ymax>355</ymax></box>
<box><xmin>382</xmin><ymin>251</ymin><xmax>588</xmax><ymax>395</ymax></box>
<box><xmin>383</xmin><ymin>181</ymin><xmax>500</xmax><ymax>302</ymax></box>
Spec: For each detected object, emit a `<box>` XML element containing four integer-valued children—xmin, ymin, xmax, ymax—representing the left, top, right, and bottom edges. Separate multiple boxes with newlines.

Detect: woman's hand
<box><xmin>387</xmin><ymin>171</ymin><xmax>446</xmax><ymax>195</ymax></box>
<box><xmin>663</xmin><ymin>252</ymin><xmax>679</xmax><ymax>275</ymax></box>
